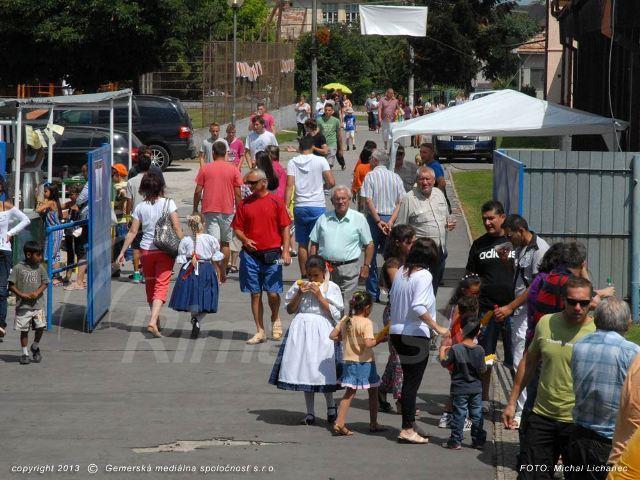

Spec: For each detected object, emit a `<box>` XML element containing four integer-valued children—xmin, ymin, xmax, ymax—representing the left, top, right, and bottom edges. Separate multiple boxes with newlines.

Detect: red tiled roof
<box><xmin>516</xmin><ymin>32</ymin><xmax>546</xmax><ymax>54</ymax></box>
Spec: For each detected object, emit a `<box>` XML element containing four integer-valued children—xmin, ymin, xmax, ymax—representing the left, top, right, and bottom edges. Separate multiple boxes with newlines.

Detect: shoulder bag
<box><xmin>153</xmin><ymin>198</ymin><xmax>180</xmax><ymax>256</ymax></box>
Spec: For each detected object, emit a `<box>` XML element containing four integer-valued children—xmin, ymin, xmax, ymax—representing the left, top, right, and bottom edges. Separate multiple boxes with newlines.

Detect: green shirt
<box><xmin>309</xmin><ymin>208</ymin><xmax>372</xmax><ymax>262</ymax></box>
<box><xmin>317</xmin><ymin>115</ymin><xmax>340</xmax><ymax>148</ymax></box>
<box><xmin>8</xmin><ymin>261</ymin><xmax>49</xmax><ymax>312</ymax></box>
<box><xmin>529</xmin><ymin>313</ymin><xmax>596</xmax><ymax>422</ymax></box>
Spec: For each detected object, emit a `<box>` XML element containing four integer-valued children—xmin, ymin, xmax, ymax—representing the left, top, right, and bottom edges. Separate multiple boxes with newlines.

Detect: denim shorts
<box><xmin>239</xmin><ymin>250</ymin><xmax>283</xmax><ymax>294</ymax></box>
<box><xmin>293</xmin><ymin>206</ymin><xmax>325</xmax><ymax>245</ymax></box>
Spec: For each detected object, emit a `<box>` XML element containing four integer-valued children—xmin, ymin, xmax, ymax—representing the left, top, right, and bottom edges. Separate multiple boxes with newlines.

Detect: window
<box><xmin>137</xmin><ymin>101</ymin><xmax>180</xmax><ymax>124</ymax></box>
<box><xmin>322</xmin><ymin>3</ymin><xmax>338</xmax><ymax>24</ymax></box>
<box><xmin>345</xmin><ymin>4</ymin><xmax>359</xmax><ymax>24</ymax></box>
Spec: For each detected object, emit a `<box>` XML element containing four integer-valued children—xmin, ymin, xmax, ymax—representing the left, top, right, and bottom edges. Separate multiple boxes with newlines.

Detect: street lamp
<box><xmin>228</xmin><ymin>0</ymin><xmax>244</xmax><ymax>125</ymax></box>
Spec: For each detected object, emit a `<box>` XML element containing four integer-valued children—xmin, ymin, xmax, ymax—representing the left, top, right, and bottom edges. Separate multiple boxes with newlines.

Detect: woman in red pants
<box><xmin>118</xmin><ymin>171</ymin><xmax>184</xmax><ymax>337</ymax></box>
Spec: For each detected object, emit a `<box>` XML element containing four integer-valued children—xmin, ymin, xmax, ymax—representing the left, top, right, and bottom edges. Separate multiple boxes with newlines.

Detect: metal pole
<box><xmin>632</xmin><ymin>154</ymin><xmax>640</xmax><ymax>322</ymax></box>
<box><xmin>232</xmin><ymin>7</ymin><xmax>238</xmax><ymax>125</ymax></box>
<box><xmin>128</xmin><ymin>93</ymin><xmax>133</xmax><ymax>170</ymax></box>
<box><xmin>15</xmin><ymin>108</ymin><xmax>22</xmax><ymax>208</ymax></box>
<box><xmin>311</xmin><ymin>0</ymin><xmax>318</xmax><ymax>106</ymax></box>
<box><xmin>109</xmin><ymin>100</ymin><xmax>114</xmax><ymax>166</ymax></box>
<box><xmin>47</xmin><ymin>107</ymin><xmax>54</xmax><ymax>183</ymax></box>
<box><xmin>46</xmin><ymin>230</ymin><xmax>53</xmax><ymax>330</ymax></box>
<box><xmin>408</xmin><ymin>44</ymin><xmax>415</xmax><ymax>108</ymax></box>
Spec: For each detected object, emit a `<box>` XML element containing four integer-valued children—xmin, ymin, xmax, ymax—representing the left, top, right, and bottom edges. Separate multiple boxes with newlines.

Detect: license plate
<box><xmin>454</xmin><ymin>144</ymin><xmax>475</xmax><ymax>151</ymax></box>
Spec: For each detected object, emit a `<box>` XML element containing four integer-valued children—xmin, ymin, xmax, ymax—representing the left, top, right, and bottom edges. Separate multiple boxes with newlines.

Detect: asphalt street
<box><xmin>1</xmin><ymin>127</ymin><xmax>498</xmax><ymax>480</ymax></box>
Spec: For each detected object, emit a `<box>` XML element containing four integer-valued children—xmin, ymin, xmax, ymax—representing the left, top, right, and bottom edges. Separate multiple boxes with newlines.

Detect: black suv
<box><xmin>49</xmin><ymin>126</ymin><xmax>142</xmax><ymax>176</ymax></box>
<box><xmin>54</xmin><ymin>95</ymin><xmax>196</xmax><ymax>170</ymax></box>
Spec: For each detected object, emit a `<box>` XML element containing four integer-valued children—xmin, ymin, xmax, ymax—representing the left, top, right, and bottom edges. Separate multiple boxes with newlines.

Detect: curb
<box><xmin>491</xmin><ymin>352</ymin><xmax>520</xmax><ymax>480</ymax></box>
<box><xmin>446</xmin><ymin>166</ymin><xmax>474</xmax><ymax>244</ymax></box>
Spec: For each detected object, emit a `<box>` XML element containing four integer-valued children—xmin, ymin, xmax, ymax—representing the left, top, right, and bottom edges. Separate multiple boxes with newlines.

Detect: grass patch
<box><xmin>187</xmin><ymin>108</ymin><xmax>203</xmax><ymax>129</ymax></box>
<box><xmin>627</xmin><ymin>324</ymin><xmax>640</xmax><ymax>346</ymax></box>
<box><xmin>497</xmin><ymin>136</ymin><xmax>556</xmax><ymax>149</ymax></box>
<box><xmin>451</xmin><ymin>170</ymin><xmax>493</xmax><ymax>239</ymax></box>
<box><xmin>276</xmin><ymin>130</ymin><xmax>299</xmax><ymax>144</ymax></box>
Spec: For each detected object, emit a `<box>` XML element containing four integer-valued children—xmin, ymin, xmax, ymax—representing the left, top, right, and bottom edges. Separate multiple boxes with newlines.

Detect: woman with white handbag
<box><xmin>117</xmin><ymin>171</ymin><xmax>184</xmax><ymax>337</ymax></box>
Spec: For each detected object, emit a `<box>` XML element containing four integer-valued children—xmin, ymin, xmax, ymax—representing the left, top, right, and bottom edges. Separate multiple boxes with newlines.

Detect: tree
<box><xmin>295</xmin><ymin>23</ymin><xmax>409</xmax><ymax>104</ymax></box>
<box><xmin>0</xmin><ymin>0</ymin><xmax>269</xmax><ymax>91</ymax></box>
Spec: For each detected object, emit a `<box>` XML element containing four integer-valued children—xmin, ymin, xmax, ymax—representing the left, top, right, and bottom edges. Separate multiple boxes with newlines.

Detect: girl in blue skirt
<box><xmin>329</xmin><ymin>291</ymin><xmax>386</xmax><ymax>436</ymax></box>
<box><xmin>169</xmin><ymin>213</ymin><xmax>224</xmax><ymax>338</ymax></box>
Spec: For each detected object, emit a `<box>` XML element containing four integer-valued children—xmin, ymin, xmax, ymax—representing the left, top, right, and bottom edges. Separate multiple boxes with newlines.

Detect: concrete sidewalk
<box><xmin>1</xmin><ymin>127</ymin><xmax>500</xmax><ymax>479</ymax></box>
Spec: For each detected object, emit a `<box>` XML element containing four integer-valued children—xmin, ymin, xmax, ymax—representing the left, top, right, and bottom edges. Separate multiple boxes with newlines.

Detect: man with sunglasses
<box><xmin>503</xmin><ymin>276</ymin><xmax>596</xmax><ymax>479</ymax></box>
<box><xmin>232</xmin><ymin>169</ymin><xmax>291</xmax><ymax>345</ymax></box>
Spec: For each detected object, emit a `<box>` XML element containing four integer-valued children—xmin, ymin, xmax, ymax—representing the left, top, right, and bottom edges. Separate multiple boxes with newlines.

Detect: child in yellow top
<box><xmin>330</xmin><ymin>290</ymin><xmax>386</xmax><ymax>436</ymax></box>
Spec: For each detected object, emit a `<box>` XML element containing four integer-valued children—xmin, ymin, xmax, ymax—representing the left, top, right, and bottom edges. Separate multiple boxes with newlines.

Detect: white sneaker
<box><xmin>438</xmin><ymin>412</ymin><xmax>451</xmax><ymax>428</ymax></box>
<box><xmin>464</xmin><ymin>418</ymin><xmax>472</xmax><ymax>431</ymax></box>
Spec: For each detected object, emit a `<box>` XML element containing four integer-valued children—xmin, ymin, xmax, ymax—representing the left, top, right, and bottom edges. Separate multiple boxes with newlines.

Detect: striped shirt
<box><xmin>572</xmin><ymin>330</ymin><xmax>640</xmax><ymax>439</ymax></box>
<box><xmin>359</xmin><ymin>166</ymin><xmax>405</xmax><ymax>216</ymax></box>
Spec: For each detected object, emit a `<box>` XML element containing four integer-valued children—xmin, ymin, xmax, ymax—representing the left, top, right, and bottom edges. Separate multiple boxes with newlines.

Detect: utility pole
<box><xmin>408</xmin><ymin>44</ymin><xmax>415</xmax><ymax>108</ymax></box>
<box><xmin>311</xmin><ymin>0</ymin><xmax>318</xmax><ymax>105</ymax></box>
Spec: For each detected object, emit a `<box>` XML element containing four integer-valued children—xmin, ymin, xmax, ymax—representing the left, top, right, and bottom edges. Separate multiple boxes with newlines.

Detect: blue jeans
<box><xmin>450</xmin><ymin>392</ymin><xmax>486</xmax><ymax>446</ymax></box>
<box><xmin>0</xmin><ymin>250</ymin><xmax>12</xmax><ymax>328</ymax></box>
<box><xmin>366</xmin><ymin>214</ymin><xmax>391</xmax><ymax>300</ymax></box>
<box><xmin>479</xmin><ymin>313</ymin><xmax>514</xmax><ymax>369</ymax></box>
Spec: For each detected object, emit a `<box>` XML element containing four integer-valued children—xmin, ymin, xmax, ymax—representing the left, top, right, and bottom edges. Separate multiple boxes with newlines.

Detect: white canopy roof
<box><xmin>391</xmin><ymin>89</ymin><xmax>628</xmax><ymax>141</ymax></box>
<box><xmin>0</xmin><ymin>89</ymin><xmax>131</xmax><ymax>110</ymax></box>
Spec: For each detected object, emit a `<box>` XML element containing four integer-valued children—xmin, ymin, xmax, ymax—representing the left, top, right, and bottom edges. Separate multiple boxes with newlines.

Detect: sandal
<box><xmin>332</xmin><ymin>424</ymin><xmax>353</xmax><ymax>436</ymax></box>
<box><xmin>271</xmin><ymin>318</ymin><xmax>283</xmax><ymax>340</ymax></box>
<box><xmin>397</xmin><ymin>431</ymin><xmax>428</xmax><ymax>444</ymax></box>
<box><xmin>369</xmin><ymin>423</ymin><xmax>387</xmax><ymax>433</ymax></box>
<box><xmin>64</xmin><ymin>283</ymin><xmax>85</xmax><ymax>291</ymax></box>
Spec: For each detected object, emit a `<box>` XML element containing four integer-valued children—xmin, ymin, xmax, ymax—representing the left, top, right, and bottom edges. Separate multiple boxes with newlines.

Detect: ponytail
<box><xmin>345</xmin><ymin>290</ymin><xmax>373</xmax><ymax>334</ymax></box>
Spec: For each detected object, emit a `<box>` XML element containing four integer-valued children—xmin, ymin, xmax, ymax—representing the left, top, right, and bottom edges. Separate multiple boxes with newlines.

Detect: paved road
<box><xmin>1</xmin><ymin>128</ymin><xmax>497</xmax><ymax>479</ymax></box>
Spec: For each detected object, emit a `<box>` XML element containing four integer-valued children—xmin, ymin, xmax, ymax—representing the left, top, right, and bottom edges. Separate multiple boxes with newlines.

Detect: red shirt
<box><xmin>196</xmin><ymin>161</ymin><xmax>243</xmax><ymax>215</ymax></box>
<box><xmin>272</xmin><ymin>160</ymin><xmax>287</xmax><ymax>201</ymax></box>
<box><xmin>231</xmin><ymin>192</ymin><xmax>291</xmax><ymax>251</ymax></box>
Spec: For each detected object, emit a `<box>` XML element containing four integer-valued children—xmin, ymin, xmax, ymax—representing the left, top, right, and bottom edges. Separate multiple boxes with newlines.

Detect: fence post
<box><xmin>632</xmin><ymin>155</ymin><xmax>640</xmax><ymax>323</ymax></box>
<box><xmin>46</xmin><ymin>229</ymin><xmax>53</xmax><ymax>331</ymax></box>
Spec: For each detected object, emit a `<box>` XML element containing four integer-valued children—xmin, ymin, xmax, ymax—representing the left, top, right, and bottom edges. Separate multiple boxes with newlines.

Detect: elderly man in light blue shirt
<box><xmin>309</xmin><ymin>186</ymin><xmax>374</xmax><ymax>294</ymax></box>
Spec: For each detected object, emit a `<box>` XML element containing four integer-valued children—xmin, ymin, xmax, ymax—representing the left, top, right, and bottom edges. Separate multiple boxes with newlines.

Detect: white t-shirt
<box><xmin>389</xmin><ymin>266</ymin><xmax>436</xmax><ymax>338</ymax></box>
<box><xmin>296</xmin><ymin>102</ymin><xmax>311</xmax><ymax>124</ymax></box>
<box><xmin>132</xmin><ymin>198</ymin><xmax>177</xmax><ymax>251</ymax></box>
<box><xmin>0</xmin><ymin>207</ymin><xmax>30</xmax><ymax>252</ymax></box>
<box><xmin>245</xmin><ymin>131</ymin><xmax>278</xmax><ymax>160</ymax></box>
<box><xmin>286</xmin><ymin>153</ymin><xmax>330</xmax><ymax>208</ymax></box>
<box><xmin>200</xmin><ymin>137</ymin><xmax>230</xmax><ymax>164</ymax></box>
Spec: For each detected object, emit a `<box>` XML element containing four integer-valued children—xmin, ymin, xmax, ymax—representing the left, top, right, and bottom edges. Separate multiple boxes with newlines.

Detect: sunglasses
<box><xmin>245</xmin><ymin>179</ymin><xmax>262</xmax><ymax>185</ymax></box>
<box><xmin>565</xmin><ymin>298</ymin><xmax>591</xmax><ymax>307</ymax></box>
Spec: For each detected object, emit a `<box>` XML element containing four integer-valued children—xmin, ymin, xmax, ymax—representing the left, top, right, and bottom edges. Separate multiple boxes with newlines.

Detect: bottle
<box><xmin>607</xmin><ymin>276</ymin><xmax>613</xmax><ymax>287</ymax></box>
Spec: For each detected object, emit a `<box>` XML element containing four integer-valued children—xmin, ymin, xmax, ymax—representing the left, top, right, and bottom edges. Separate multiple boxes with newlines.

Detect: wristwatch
<box><xmin>362</xmin><ymin>264</ymin><xmax>371</xmax><ymax>269</ymax></box>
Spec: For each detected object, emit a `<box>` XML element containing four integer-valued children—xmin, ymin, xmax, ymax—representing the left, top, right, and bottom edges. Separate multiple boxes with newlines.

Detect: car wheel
<box><xmin>149</xmin><ymin>145</ymin><xmax>170</xmax><ymax>171</ymax></box>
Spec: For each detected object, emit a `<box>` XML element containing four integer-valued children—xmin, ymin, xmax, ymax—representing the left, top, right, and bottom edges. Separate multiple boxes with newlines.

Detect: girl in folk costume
<box><xmin>269</xmin><ymin>255</ymin><xmax>344</xmax><ymax>425</ymax></box>
<box><xmin>169</xmin><ymin>213</ymin><xmax>225</xmax><ymax>339</ymax></box>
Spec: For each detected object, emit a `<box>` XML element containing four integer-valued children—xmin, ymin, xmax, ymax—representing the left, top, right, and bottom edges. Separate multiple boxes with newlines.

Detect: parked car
<box><xmin>48</xmin><ymin>126</ymin><xmax>142</xmax><ymax>177</ymax></box>
<box><xmin>434</xmin><ymin>90</ymin><xmax>498</xmax><ymax>162</ymax></box>
<box><xmin>52</xmin><ymin>95</ymin><xmax>196</xmax><ymax>171</ymax></box>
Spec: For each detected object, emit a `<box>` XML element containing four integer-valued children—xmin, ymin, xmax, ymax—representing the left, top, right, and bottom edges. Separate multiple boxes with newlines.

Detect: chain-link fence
<box><xmin>202</xmin><ymin>40</ymin><xmax>296</xmax><ymax>126</ymax></box>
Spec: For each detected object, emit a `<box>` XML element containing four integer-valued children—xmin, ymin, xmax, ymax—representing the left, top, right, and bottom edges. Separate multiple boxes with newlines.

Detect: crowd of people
<box><xmin>2</xmin><ymin>93</ymin><xmax>640</xmax><ymax>478</ymax></box>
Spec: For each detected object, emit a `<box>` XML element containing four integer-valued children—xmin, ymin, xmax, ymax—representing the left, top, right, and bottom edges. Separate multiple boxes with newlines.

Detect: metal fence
<box><xmin>493</xmin><ymin>149</ymin><xmax>640</xmax><ymax>315</ymax></box>
<box><xmin>202</xmin><ymin>40</ymin><xmax>296</xmax><ymax>126</ymax></box>
<box><xmin>138</xmin><ymin>62</ymin><xmax>203</xmax><ymax>101</ymax></box>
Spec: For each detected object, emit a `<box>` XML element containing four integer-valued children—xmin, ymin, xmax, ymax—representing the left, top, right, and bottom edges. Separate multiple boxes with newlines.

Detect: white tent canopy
<box><xmin>391</xmin><ymin>89</ymin><xmax>628</xmax><ymax>142</ymax></box>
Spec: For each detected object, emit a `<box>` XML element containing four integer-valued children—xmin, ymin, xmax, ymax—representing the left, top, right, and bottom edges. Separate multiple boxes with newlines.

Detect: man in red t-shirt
<box><xmin>193</xmin><ymin>141</ymin><xmax>243</xmax><ymax>271</ymax></box>
<box><xmin>232</xmin><ymin>169</ymin><xmax>291</xmax><ymax>345</ymax></box>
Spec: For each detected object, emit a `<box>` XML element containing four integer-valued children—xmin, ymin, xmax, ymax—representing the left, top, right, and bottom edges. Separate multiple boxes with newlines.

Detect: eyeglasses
<box><xmin>565</xmin><ymin>298</ymin><xmax>591</xmax><ymax>307</ymax></box>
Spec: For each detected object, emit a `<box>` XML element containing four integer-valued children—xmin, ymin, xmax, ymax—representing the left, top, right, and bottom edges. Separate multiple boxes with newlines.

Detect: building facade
<box><xmin>279</xmin><ymin>1</ymin><xmax>361</xmax><ymax>39</ymax></box>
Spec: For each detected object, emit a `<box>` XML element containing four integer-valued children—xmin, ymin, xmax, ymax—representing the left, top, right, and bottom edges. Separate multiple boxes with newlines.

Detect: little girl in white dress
<box><xmin>269</xmin><ymin>255</ymin><xmax>344</xmax><ymax>425</ymax></box>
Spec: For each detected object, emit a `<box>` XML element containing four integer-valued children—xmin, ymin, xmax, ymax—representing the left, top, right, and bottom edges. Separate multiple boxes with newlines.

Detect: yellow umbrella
<box><xmin>323</xmin><ymin>83</ymin><xmax>352</xmax><ymax>94</ymax></box>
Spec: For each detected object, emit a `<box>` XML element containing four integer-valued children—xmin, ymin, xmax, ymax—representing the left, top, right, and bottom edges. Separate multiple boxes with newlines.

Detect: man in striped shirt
<box><xmin>359</xmin><ymin>149</ymin><xmax>405</xmax><ymax>301</ymax></box>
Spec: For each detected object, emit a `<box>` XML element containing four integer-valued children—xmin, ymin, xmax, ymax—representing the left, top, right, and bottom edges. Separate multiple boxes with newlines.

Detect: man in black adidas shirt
<box><xmin>465</xmin><ymin>200</ymin><xmax>515</xmax><ymax>408</ymax></box>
